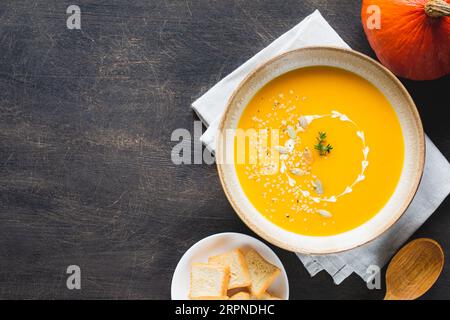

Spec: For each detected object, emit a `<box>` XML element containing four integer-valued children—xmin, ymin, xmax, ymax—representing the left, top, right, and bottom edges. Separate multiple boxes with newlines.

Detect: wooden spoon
<box><xmin>385</xmin><ymin>238</ymin><xmax>444</xmax><ymax>300</ymax></box>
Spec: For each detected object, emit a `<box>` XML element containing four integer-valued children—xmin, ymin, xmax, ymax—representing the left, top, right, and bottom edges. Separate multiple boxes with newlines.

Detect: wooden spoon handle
<box><xmin>384</xmin><ymin>291</ymin><xmax>399</xmax><ymax>300</ymax></box>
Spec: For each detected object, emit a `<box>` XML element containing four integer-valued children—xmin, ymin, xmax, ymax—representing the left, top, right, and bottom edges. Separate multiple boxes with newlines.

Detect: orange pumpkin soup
<box><xmin>235</xmin><ymin>66</ymin><xmax>404</xmax><ymax>236</ymax></box>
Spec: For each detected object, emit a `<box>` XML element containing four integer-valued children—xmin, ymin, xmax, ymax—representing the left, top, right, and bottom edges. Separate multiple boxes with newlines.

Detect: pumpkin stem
<box><xmin>425</xmin><ymin>0</ymin><xmax>450</xmax><ymax>18</ymax></box>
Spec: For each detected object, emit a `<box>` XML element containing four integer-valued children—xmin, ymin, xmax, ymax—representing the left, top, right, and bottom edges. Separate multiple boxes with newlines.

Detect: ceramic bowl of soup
<box><xmin>216</xmin><ymin>47</ymin><xmax>424</xmax><ymax>254</ymax></box>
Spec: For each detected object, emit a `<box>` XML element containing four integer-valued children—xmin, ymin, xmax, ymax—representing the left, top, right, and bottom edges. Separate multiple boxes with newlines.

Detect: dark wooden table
<box><xmin>0</xmin><ymin>0</ymin><xmax>448</xmax><ymax>300</ymax></box>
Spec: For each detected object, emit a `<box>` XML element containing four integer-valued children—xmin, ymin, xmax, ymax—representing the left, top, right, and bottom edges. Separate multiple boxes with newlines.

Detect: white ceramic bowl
<box><xmin>216</xmin><ymin>47</ymin><xmax>424</xmax><ymax>254</ymax></box>
<box><xmin>171</xmin><ymin>232</ymin><xmax>289</xmax><ymax>300</ymax></box>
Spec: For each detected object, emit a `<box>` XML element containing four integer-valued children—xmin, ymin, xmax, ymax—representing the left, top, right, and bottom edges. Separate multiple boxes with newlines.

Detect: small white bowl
<box><xmin>171</xmin><ymin>232</ymin><xmax>289</xmax><ymax>300</ymax></box>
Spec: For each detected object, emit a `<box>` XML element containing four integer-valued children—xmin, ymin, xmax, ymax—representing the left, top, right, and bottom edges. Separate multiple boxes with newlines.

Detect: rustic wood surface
<box><xmin>0</xmin><ymin>0</ymin><xmax>448</xmax><ymax>299</ymax></box>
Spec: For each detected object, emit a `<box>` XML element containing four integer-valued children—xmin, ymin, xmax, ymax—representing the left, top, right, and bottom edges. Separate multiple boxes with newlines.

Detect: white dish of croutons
<box><xmin>171</xmin><ymin>232</ymin><xmax>289</xmax><ymax>300</ymax></box>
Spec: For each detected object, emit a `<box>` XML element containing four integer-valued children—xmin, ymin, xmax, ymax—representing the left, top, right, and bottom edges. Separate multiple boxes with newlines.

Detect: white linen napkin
<box><xmin>191</xmin><ymin>10</ymin><xmax>450</xmax><ymax>284</ymax></box>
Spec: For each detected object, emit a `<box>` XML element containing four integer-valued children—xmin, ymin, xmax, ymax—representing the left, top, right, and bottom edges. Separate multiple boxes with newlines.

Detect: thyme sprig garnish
<box><xmin>314</xmin><ymin>131</ymin><xmax>333</xmax><ymax>156</ymax></box>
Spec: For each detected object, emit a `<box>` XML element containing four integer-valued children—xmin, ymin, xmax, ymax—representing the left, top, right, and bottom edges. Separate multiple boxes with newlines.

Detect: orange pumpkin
<box><xmin>362</xmin><ymin>0</ymin><xmax>450</xmax><ymax>80</ymax></box>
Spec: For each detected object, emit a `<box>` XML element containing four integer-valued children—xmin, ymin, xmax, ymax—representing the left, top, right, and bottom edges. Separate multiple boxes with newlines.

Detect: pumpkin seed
<box><xmin>284</xmin><ymin>139</ymin><xmax>295</xmax><ymax>152</ymax></box>
<box><xmin>287</xmin><ymin>125</ymin><xmax>296</xmax><ymax>139</ymax></box>
<box><xmin>314</xmin><ymin>178</ymin><xmax>324</xmax><ymax>195</ymax></box>
<box><xmin>299</xmin><ymin>116</ymin><xmax>308</xmax><ymax>129</ymax></box>
<box><xmin>317</xmin><ymin>209</ymin><xmax>332</xmax><ymax>218</ymax></box>
<box><xmin>290</xmin><ymin>168</ymin><xmax>306</xmax><ymax>176</ymax></box>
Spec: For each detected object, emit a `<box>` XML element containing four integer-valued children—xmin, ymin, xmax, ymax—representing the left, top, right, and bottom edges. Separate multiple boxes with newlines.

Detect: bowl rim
<box><xmin>216</xmin><ymin>46</ymin><xmax>425</xmax><ymax>254</ymax></box>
